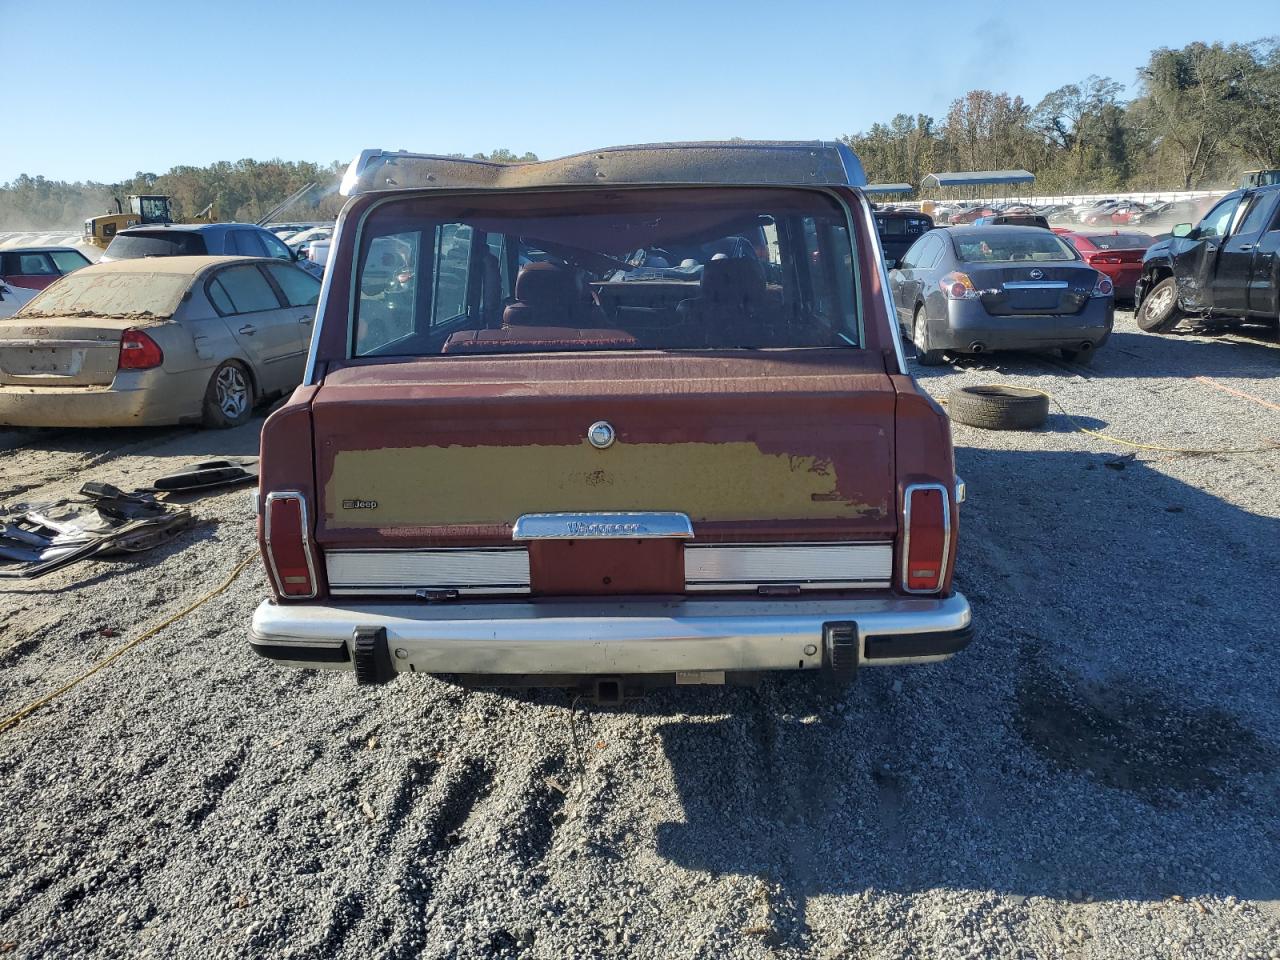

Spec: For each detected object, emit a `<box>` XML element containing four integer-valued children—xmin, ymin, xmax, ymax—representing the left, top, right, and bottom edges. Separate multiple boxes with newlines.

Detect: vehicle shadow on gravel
<box><xmin>648</xmin><ymin>448</ymin><xmax>1279</xmax><ymax>943</ymax></box>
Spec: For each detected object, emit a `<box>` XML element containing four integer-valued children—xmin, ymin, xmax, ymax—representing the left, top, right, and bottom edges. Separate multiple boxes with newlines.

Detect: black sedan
<box><xmin>888</xmin><ymin>226</ymin><xmax>1115</xmax><ymax>365</ymax></box>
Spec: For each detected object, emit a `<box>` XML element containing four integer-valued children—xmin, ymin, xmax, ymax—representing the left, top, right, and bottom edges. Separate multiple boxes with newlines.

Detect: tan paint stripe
<box><xmin>325</xmin><ymin>439</ymin><xmax>882</xmax><ymax>527</ymax></box>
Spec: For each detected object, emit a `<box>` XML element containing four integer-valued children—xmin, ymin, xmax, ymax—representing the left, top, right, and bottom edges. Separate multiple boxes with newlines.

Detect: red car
<box><xmin>1054</xmin><ymin>229</ymin><xmax>1152</xmax><ymax>300</ymax></box>
<box><xmin>0</xmin><ymin>247</ymin><xmax>93</xmax><ymax>290</ymax></box>
<box><xmin>949</xmin><ymin>205</ymin><xmax>1000</xmax><ymax>225</ymax></box>
<box><xmin>1083</xmin><ymin>202</ymin><xmax>1150</xmax><ymax>226</ymax></box>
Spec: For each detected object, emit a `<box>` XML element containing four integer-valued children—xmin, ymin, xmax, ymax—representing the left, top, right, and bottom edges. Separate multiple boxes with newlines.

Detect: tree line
<box><xmin>842</xmin><ymin>38</ymin><xmax>1280</xmax><ymax>195</ymax></box>
<box><xmin>0</xmin><ymin>150</ymin><xmax>538</xmax><ymax>232</ymax></box>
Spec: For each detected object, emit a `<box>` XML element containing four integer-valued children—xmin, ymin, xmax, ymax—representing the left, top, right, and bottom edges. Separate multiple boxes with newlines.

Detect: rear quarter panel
<box><xmin>891</xmin><ymin>376</ymin><xmax>958</xmax><ymax>594</ymax></box>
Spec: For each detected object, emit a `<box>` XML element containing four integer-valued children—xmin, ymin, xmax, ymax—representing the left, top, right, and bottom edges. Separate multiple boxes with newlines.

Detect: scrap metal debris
<box><xmin>0</xmin><ymin>483</ymin><xmax>192</xmax><ymax>580</ymax></box>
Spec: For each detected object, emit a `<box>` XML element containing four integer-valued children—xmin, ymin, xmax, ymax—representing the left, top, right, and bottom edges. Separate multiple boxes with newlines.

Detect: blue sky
<box><xmin>1</xmin><ymin>0</ymin><xmax>1266</xmax><ymax>184</ymax></box>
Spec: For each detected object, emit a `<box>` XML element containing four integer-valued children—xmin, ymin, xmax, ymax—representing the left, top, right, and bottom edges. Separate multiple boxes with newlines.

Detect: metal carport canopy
<box><xmin>922</xmin><ymin>170</ymin><xmax>1035</xmax><ymax>188</ymax></box>
<box><xmin>863</xmin><ymin>183</ymin><xmax>915</xmax><ymax>195</ymax></box>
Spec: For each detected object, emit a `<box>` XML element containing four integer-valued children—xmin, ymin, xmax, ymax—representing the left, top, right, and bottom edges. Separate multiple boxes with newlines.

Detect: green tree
<box><xmin>1132</xmin><ymin>41</ymin><xmax>1252</xmax><ymax>189</ymax></box>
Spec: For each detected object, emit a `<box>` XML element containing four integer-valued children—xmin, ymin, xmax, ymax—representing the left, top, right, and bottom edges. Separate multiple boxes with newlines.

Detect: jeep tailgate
<box><xmin>310</xmin><ymin>350</ymin><xmax>897</xmax><ymax>559</ymax></box>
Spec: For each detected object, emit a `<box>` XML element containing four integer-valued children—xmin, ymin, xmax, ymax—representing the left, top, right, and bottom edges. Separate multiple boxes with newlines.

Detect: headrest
<box><xmin>513</xmin><ymin>262</ymin><xmax>575</xmax><ymax>305</ymax></box>
<box><xmin>698</xmin><ymin>256</ymin><xmax>766</xmax><ymax>303</ymax></box>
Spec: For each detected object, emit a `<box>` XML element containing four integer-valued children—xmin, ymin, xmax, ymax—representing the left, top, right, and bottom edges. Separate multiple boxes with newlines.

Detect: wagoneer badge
<box><xmin>587</xmin><ymin>421</ymin><xmax>615</xmax><ymax>449</ymax></box>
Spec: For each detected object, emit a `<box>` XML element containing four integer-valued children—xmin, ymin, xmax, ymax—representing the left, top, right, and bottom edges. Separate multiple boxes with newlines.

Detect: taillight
<box><xmin>940</xmin><ymin>272</ymin><xmax>978</xmax><ymax>300</ymax></box>
<box><xmin>902</xmin><ymin>483</ymin><xmax>951</xmax><ymax>593</ymax></box>
<box><xmin>118</xmin><ymin>329</ymin><xmax>164</xmax><ymax>370</ymax></box>
<box><xmin>1088</xmin><ymin>254</ymin><xmax>1123</xmax><ymax>265</ymax></box>
<box><xmin>263</xmin><ymin>492</ymin><xmax>318</xmax><ymax>599</ymax></box>
<box><xmin>1091</xmin><ymin>273</ymin><xmax>1114</xmax><ymax>298</ymax></box>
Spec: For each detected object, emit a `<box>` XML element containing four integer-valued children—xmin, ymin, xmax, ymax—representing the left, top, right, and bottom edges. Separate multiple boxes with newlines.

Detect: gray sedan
<box><xmin>889</xmin><ymin>226</ymin><xmax>1115</xmax><ymax>365</ymax></box>
<box><xmin>0</xmin><ymin>256</ymin><xmax>320</xmax><ymax>427</ymax></box>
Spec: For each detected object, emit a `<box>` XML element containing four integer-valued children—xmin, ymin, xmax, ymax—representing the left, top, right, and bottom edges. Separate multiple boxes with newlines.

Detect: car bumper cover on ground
<box><xmin>250</xmin><ymin>593</ymin><xmax>974</xmax><ymax>675</ymax></box>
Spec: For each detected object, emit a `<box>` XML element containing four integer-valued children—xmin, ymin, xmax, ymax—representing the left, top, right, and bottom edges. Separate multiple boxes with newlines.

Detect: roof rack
<box><xmin>339</xmin><ymin>141</ymin><xmax>866</xmax><ymax>196</ymax></box>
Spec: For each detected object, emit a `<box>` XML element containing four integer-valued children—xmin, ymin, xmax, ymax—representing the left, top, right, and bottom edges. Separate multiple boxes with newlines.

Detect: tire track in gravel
<box><xmin>382</xmin><ymin>756</ymin><xmax>497</xmax><ymax>959</ymax></box>
<box><xmin>183</xmin><ymin>745</ymin><xmax>249</xmax><ymax>828</ymax></box>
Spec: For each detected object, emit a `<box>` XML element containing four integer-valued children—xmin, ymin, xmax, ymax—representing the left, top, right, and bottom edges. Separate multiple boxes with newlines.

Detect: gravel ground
<box><xmin>1</xmin><ymin>311</ymin><xmax>1278</xmax><ymax>960</ymax></box>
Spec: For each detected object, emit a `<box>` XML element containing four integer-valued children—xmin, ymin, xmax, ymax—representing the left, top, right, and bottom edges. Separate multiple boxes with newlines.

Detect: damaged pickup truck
<box><xmin>249</xmin><ymin>141</ymin><xmax>972</xmax><ymax>701</ymax></box>
<box><xmin>1136</xmin><ymin>183</ymin><xmax>1280</xmax><ymax>333</ymax></box>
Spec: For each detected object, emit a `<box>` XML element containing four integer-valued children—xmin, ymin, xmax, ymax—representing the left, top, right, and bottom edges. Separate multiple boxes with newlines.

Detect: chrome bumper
<box><xmin>250</xmin><ymin>593</ymin><xmax>972</xmax><ymax>676</ymax></box>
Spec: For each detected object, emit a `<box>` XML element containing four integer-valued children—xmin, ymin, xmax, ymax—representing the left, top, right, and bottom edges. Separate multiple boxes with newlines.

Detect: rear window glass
<box><xmin>105</xmin><ymin>231</ymin><xmax>208</xmax><ymax>258</ymax></box>
<box><xmin>1089</xmin><ymin>233</ymin><xmax>1151</xmax><ymax>251</ymax></box>
<box><xmin>952</xmin><ymin>231</ymin><xmax>1077</xmax><ymax>263</ymax></box>
<box><xmin>17</xmin><ymin>271</ymin><xmax>190</xmax><ymax>318</ymax></box>
<box><xmin>352</xmin><ymin>187</ymin><xmax>860</xmax><ymax>358</ymax></box>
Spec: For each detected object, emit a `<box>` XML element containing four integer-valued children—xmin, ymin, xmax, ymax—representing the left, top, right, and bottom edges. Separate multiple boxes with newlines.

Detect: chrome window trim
<box><xmin>901</xmin><ymin>482</ymin><xmax>952</xmax><ymax>595</ymax></box>
<box><xmin>854</xmin><ymin>189</ymin><xmax>909</xmax><ymax>374</ymax></box>
<box><xmin>263</xmin><ymin>491</ymin><xmax>319</xmax><ymax>599</ymax></box>
<box><xmin>302</xmin><ymin>206</ymin><xmax>350</xmax><ymax>386</ymax></box>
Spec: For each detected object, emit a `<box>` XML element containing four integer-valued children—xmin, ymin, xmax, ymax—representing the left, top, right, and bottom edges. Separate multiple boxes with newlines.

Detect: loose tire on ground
<box><xmin>947</xmin><ymin>385</ymin><xmax>1049</xmax><ymax>431</ymax></box>
<box><xmin>913</xmin><ymin>306</ymin><xmax>946</xmax><ymax>366</ymax></box>
<box><xmin>1136</xmin><ymin>277</ymin><xmax>1184</xmax><ymax>333</ymax></box>
<box><xmin>202</xmin><ymin>361</ymin><xmax>255</xmax><ymax>429</ymax></box>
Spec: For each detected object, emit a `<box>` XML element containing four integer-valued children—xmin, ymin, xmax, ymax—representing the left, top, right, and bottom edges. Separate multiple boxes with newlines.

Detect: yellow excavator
<box><xmin>83</xmin><ymin>195</ymin><xmax>216</xmax><ymax>249</ymax></box>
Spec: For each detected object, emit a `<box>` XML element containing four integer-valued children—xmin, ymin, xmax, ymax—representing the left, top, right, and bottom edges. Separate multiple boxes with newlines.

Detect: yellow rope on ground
<box><xmin>942</xmin><ymin>388</ymin><xmax>1280</xmax><ymax>456</ymax></box>
<box><xmin>0</xmin><ymin>553</ymin><xmax>256</xmax><ymax>736</ymax></box>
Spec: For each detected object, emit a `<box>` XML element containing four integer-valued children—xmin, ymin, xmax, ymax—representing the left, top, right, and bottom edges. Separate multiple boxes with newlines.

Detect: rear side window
<box><xmin>49</xmin><ymin>250</ymin><xmax>91</xmax><ymax>273</ymax></box>
<box><xmin>105</xmin><ymin>231</ymin><xmax>208</xmax><ymax>258</ymax></box>
<box><xmin>265</xmin><ymin>263</ymin><xmax>321</xmax><ymax>307</ymax></box>
<box><xmin>352</xmin><ymin>187</ymin><xmax>861</xmax><ymax>358</ymax></box>
<box><xmin>903</xmin><ymin>234</ymin><xmax>943</xmax><ymax>270</ymax></box>
<box><xmin>229</xmin><ymin>230</ymin><xmax>268</xmax><ymax>257</ymax></box>
<box><xmin>210</xmin><ymin>265</ymin><xmax>280</xmax><ymax>314</ymax></box>
<box><xmin>1236</xmin><ymin>196</ymin><xmax>1276</xmax><ymax>236</ymax></box>
<box><xmin>432</xmin><ymin>224</ymin><xmax>473</xmax><ymax>326</ymax></box>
